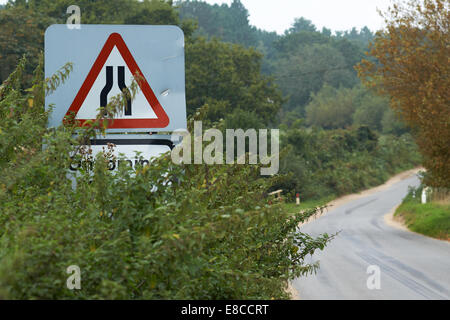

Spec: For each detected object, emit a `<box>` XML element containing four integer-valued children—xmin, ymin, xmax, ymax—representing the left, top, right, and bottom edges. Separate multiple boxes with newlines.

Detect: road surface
<box><xmin>292</xmin><ymin>173</ymin><xmax>450</xmax><ymax>300</ymax></box>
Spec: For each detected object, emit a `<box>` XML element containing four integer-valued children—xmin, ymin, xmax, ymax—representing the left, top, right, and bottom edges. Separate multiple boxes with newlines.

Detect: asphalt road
<box><xmin>292</xmin><ymin>174</ymin><xmax>450</xmax><ymax>300</ymax></box>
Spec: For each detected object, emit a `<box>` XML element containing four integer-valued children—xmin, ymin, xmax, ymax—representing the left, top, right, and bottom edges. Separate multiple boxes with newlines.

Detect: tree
<box><xmin>357</xmin><ymin>0</ymin><xmax>450</xmax><ymax>187</ymax></box>
<box><xmin>273</xmin><ymin>42</ymin><xmax>357</xmax><ymax>113</ymax></box>
<box><xmin>185</xmin><ymin>38</ymin><xmax>282</xmax><ymax>124</ymax></box>
<box><xmin>268</xmin><ymin>28</ymin><xmax>364</xmax><ymax>114</ymax></box>
<box><xmin>0</xmin><ymin>6</ymin><xmax>55</xmax><ymax>83</ymax></box>
<box><xmin>124</xmin><ymin>0</ymin><xmax>179</xmax><ymax>25</ymax></box>
<box><xmin>381</xmin><ymin>108</ymin><xmax>408</xmax><ymax>135</ymax></box>
<box><xmin>335</xmin><ymin>26</ymin><xmax>374</xmax><ymax>48</ymax></box>
<box><xmin>353</xmin><ymin>90</ymin><xmax>390</xmax><ymax>131</ymax></box>
<box><xmin>223</xmin><ymin>108</ymin><xmax>265</xmax><ymax>130</ymax></box>
<box><xmin>12</xmin><ymin>0</ymin><xmax>134</xmax><ymax>23</ymax></box>
<box><xmin>287</xmin><ymin>17</ymin><xmax>317</xmax><ymax>34</ymax></box>
<box><xmin>178</xmin><ymin>0</ymin><xmax>258</xmax><ymax>47</ymax></box>
<box><xmin>305</xmin><ymin>85</ymin><xmax>359</xmax><ymax>129</ymax></box>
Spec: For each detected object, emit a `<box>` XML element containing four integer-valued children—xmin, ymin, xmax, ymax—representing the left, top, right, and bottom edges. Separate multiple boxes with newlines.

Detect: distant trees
<box><xmin>272</xmin><ymin>40</ymin><xmax>359</xmax><ymax>114</ymax></box>
<box><xmin>124</xmin><ymin>0</ymin><xmax>180</xmax><ymax>25</ymax></box>
<box><xmin>287</xmin><ymin>17</ymin><xmax>317</xmax><ymax>34</ymax></box>
<box><xmin>381</xmin><ymin>109</ymin><xmax>408</xmax><ymax>136</ymax></box>
<box><xmin>304</xmin><ymin>84</ymin><xmax>404</xmax><ymax>133</ymax></box>
<box><xmin>352</xmin><ymin>93</ymin><xmax>390</xmax><ymax>132</ymax></box>
<box><xmin>278</xmin><ymin>125</ymin><xmax>420</xmax><ymax>199</ymax></box>
<box><xmin>264</xmin><ymin>23</ymin><xmax>368</xmax><ymax>116</ymax></box>
<box><xmin>357</xmin><ymin>0</ymin><xmax>450</xmax><ymax>188</ymax></box>
<box><xmin>177</xmin><ymin>1</ymin><xmax>380</xmax><ymax>122</ymax></box>
<box><xmin>305</xmin><ymin>85</ymin><xmax>358</xmax><ymax>130</ymax></box>
<box><xmin>185</xmin><ymin>38</ymin><xmax>282</xmax><ymax>124</ymax></box>
<box><xmin>335</xmin><ymin>26</ymin><xmax>374</xmax><ymax>48</ymax></box>
<box><xmin>13</xmin><ymin>0</ymin><xmax>139</xmax><ymax>24</ymax></box>
<box><xmin>178</xmin><ymin>0</ymin><xmax>258</xmax><ymax>47</ymax></box>
<box><xmin>0</xmin><ymin>6</ymin><xmax>54</xmax><ymax>83</ymax></box>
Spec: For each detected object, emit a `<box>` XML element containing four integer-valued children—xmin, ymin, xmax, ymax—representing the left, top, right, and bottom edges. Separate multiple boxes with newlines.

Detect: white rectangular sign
<box><xmin>69</xmin><ymin>141</ymin><xmax>172</xmax><ymax>172</ymax></box>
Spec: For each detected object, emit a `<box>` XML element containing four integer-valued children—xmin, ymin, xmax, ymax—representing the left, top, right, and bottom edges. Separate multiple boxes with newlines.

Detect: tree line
<box><xmin>178</xmin><ymin>0</ymin><xmax>420</xmax><ymax>198</ymax></box>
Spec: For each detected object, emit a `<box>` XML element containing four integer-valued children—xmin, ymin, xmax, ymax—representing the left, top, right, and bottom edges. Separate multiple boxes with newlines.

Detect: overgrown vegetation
<box><xmin>0</xmin><ymin>58</ymin><xmax>333</xmax><ymax>299</ymax></box>
<box><xmin>395</xmin><ymin>186</ymin><xmax>450</xmax><ymax>240</ymax></box>
<box><xmin>276</xmin><ymin>126</ymin><xmax>420</xmax><ymax>200</ymax></box>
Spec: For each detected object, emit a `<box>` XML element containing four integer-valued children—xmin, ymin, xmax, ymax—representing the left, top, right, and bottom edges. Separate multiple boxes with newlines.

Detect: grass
<box><xmin>394</xmin><ymin>191</ymin><xmax>450</xmax><ymax>241</ymax></box>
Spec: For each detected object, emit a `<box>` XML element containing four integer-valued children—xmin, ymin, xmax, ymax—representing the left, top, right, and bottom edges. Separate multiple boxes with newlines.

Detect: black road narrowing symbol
<box><xmin>100</xmin><ymin>66</ymin><xmax>113</xmax><ymax>111</ymax></box>
<box><xmin>100</xmin><ymin>66</ymin><xmax>132</xmax><ymax>116</ymax></box>
<box><xmin>118</xmin><ymin>66</ymin><xmax>132</xmax><ymax>115</ymax></box>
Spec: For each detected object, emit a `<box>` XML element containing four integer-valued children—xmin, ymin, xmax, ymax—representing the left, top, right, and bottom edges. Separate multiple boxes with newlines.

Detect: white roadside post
<box><xmin>421</xmin><ymin>188</ymin><xmax>427</xmax><ymax>204</ymax></box>
<box><xmin>421</xmin><ymin>187</ymin><xmax>431</xmax><ymax>204</ymax></box>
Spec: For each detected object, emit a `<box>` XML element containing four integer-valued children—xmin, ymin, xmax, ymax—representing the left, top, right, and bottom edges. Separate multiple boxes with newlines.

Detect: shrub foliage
<box><xmin>0</xmin><ymin>59</ymin><xmax>332</xmax><ymax>299</ymax></box>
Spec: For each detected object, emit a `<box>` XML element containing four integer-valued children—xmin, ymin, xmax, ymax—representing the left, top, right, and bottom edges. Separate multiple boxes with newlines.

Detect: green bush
<box><xmin>277</xmin><ymin>126</ymin><xmax>421</xmax><ymax>200</ymax></box>
<box><xmin>0</xmin><ymin>59</ymin><xmax>332</xmax><ymax>299</ymax></box>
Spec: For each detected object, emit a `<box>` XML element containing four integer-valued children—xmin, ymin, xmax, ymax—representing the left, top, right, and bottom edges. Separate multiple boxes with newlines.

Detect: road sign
<box><xmin>67</xmin><ymin>33</ymin><xmax>170</xmax><ymax>129</ymax></box>
<box><xmin>69</xmin><ymin>136</ymin><xmax>174</xmax><ymax>172</ymax></box>
<box><xmin>45</xmin><ymin>25</ymin><xmax>187</xmax><ymax>132</ymax></box>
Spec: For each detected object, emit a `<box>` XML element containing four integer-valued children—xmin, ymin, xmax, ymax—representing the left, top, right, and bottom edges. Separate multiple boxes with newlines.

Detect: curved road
<box><xmin>292</xmin><ymin>173</ymin><xmax>450</xmax><ymax>300</ymax></box>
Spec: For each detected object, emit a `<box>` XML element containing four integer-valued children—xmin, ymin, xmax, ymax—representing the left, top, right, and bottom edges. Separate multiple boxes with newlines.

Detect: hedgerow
<box><xmin>0</xmin><ymin>58</ymin><xmax>332</xmax><ymax>299</ymax></box>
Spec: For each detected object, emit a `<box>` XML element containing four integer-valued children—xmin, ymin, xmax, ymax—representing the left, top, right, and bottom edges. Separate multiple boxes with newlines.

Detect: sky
<box><xmin>0</xmin><ymin>0</ymin><xmax>393</xmax><ymax>34</ymax></box>
<box><xmin>203</xmin><ymin>0</ymin><xmax>392</xmax><ymax>34</ymax></box>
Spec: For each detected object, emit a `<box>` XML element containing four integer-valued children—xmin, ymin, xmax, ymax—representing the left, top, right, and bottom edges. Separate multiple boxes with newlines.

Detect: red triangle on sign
<box><xmin>65</xmin><ymin>32</ymin><xmax>169</xmax><ymax>129</ymax></box>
